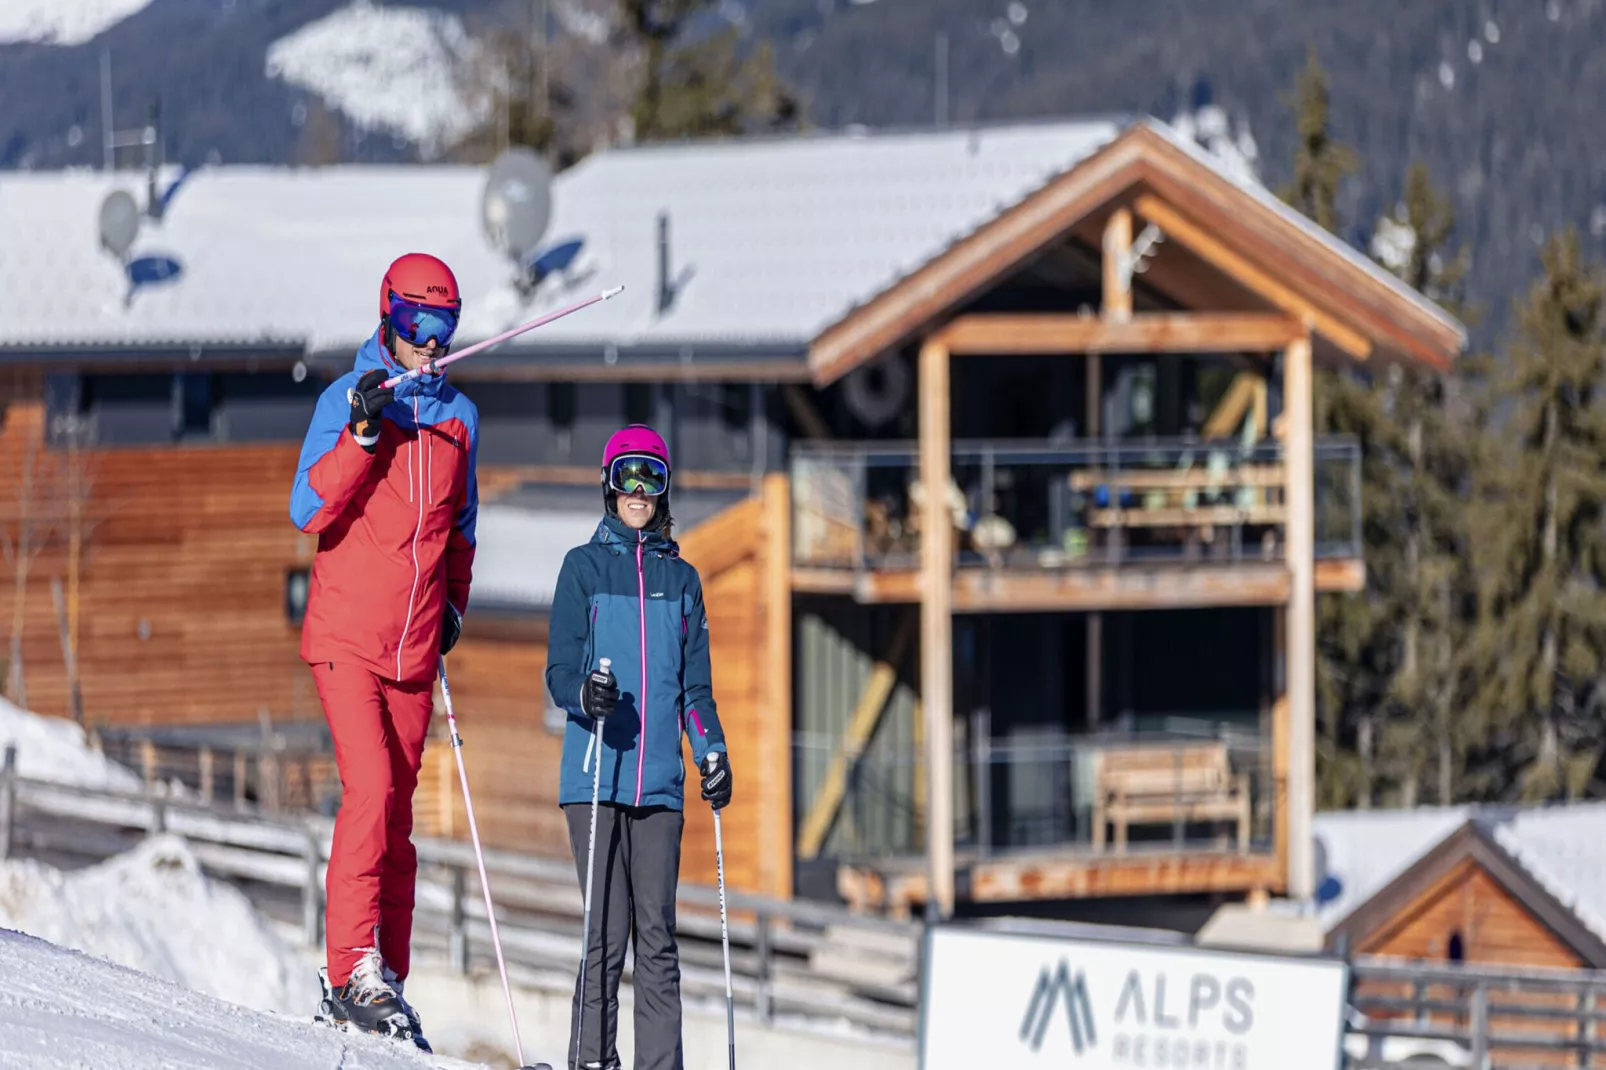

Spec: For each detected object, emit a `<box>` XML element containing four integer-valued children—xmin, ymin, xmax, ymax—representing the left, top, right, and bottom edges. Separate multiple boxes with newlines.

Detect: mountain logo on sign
<box><xmin>1020</xmin><ymin>958</ymin><xmax>1096</xmax><ymax>1055</ymax></box>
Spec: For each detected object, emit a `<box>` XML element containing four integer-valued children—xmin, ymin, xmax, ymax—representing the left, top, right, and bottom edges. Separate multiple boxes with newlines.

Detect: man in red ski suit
<box><xmin>290</xmin><ymin>252</ymin><xmax>479</xmax><ymax>1049</ymax></box>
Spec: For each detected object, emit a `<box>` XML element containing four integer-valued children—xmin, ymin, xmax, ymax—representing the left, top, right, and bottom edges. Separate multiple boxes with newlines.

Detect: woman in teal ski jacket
<box><xmin>544</xmin><ymin>423</ymin><xmax>731</xmax><ymax>1070</ymax></box>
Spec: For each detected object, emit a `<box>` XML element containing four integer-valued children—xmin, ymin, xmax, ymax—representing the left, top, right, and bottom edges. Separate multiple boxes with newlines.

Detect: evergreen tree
<box><xmin>1368</xmin><ymin>164</ymin><xmax>1481</xmax><ymax>807</ymax></box>
<box><xmin>1465</xmin><ymin>230</ymin><xmax>1606</xmax><ymax>801</ymax></box>
<box><xmin>619</xmin><ymin>0</ymin><xmax>806</xmax><ymax>142</ymax></box>
<box><xmin>1278</xmin><ymin>46</ymin><xmax>1361</xmax><ymax>234</ymax></box>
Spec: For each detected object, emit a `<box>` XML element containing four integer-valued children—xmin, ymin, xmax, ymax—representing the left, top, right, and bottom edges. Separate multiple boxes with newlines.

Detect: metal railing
<box><xmin>1347</xmin><ymin>955</ymin><xmax>1606</xmax><ymax>1068</ymax></box>
<box><xmin>794</xmin><ymin>720</ymin><xmax>1275</xmax><ymax>864</ymax></box>
<box><xmin>790</xmin><ymin>436</ymin><xmax>1362</xmax><ymax>571</ymax></box>
<box><xmin>0</xmin><ymin>744</ymin><xmax>921</xmax><ymax>1039</ymax></box>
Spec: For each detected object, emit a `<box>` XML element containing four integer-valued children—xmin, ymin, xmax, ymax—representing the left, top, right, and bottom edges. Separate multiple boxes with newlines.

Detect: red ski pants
<box><xmin>314</xmin><ymin>661</ymin><xmax>434</xmax><ymax>987</ymax></box>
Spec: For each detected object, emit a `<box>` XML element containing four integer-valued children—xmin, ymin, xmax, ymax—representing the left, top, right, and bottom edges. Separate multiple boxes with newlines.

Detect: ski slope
<box><xmin>0</xmin><ymin>924</ymin><xmax>493</xmax><ymax>1069</ymax></box>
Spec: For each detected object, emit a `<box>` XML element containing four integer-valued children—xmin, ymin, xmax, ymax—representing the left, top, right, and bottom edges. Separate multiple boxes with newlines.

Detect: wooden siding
<box><xmin>1356</xmin><ymin>858</ymin><xmax>1583</xmax><ymax>969</ymax></box>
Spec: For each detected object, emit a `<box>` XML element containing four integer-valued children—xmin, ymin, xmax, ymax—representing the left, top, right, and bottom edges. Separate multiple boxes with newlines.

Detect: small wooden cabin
<box><xmin>0</xmin><ymin>116</ymin><xmax>1465</xmax><ymax>918</ymax></box>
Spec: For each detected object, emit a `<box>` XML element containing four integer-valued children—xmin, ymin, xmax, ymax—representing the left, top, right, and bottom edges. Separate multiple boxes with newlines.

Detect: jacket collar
<box><xmin>354</xmin><ymin>329</ymin><xmax>446</xmax><ymax>401</ymax></box>
<box><xmin>592</xmin><ymin>512</ymin><xmax>677</xmax><ymax>555</ymax></box>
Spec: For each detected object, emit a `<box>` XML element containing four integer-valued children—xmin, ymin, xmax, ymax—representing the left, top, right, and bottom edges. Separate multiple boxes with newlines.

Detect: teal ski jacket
<box><xmin>545</xmin><ymin>514</ymin><xmax>726</xmax><ymax>809</ymax></box>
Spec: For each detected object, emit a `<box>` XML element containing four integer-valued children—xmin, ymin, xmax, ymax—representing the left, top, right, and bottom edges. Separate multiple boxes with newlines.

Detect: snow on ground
<box><xmin>0</xmin><ymin>696</ymin><xmax>143</xmax><ymax>791</ymax></box>
<box><xmin>0</xmin><ymin>925</ymin><xmax>488</xmax><ymax>1069</ymax></box>
<box><xmin>0</xmin><ymin>834</ymin><xmax>317</xmax><ymax>1017</ymax></box>
<box><xmin>0</xmin><ymin>0</ymin><xmax>154</xmax><ymax>45</ymax></box>
<box><xmin>264</xmin><ymin>0</ymin><xmax>491</xmax><ymax>158</ymax></box>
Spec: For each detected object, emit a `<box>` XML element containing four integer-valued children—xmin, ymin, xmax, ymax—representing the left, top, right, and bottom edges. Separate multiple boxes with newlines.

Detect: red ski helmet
<box><xmin>380</xmin><ymin>253</ymin><xmax>461</xmax><ymax>354</ymax></box>
<box><xmin>380</xmin><ymin>253</ymin><xmax>461</xmax><ymax>317</ymax></box>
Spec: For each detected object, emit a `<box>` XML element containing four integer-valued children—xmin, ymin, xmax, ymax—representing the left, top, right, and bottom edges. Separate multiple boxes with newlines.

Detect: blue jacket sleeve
<box><xmin>545</xmin><ymin>549</ymin><xmax>591</xmax><ymax>718</ymax></box>
<box><xmin>681</xmin><ymin>570</ymin><xmax>725</xmax><ymax>763</ymax></box>
<box><xmin>290</xmin><ymin>374</ymin><xmax>374</xmax><ymax>533</ymax></box>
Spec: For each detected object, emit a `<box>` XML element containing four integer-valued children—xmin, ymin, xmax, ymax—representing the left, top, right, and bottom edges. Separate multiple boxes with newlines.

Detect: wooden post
<box><xmin>141</xmin><ymin>738</ymin><xmax>156</xmax><ymax>789</ymax></box>
<box><xmin>1102</xmin><ymin>207</ymin><xmax>1133</xmax><ymax>323</ymax></box>
<box><xmin>233</xmin><ymin>749</ymin><xmax>247</xmax><ymax>811</ymax></box>
<box><xmin>919</xmin><ymin>339</ymin><xmax>955</xmax><ymax>918</ymax></box>
<box><xmin>0</xmin><ymin>744</ymin><xmax>15</xmax><ymax>862</ymax></box>
<box><xmin>449</xmin><ymin>865</ymin><xmax>468</xmax><ymax>973</ymax></box>
<box><xmin>762</xmin><ymin>473</ymin><xmax>794</xmax><ymax>900</ymax></box>
<box><xmin>303</xmin><ymin>826</ymin><xmax>322</xmax><ymax>948</ymax></box>
<box><xmin>199</xmin><ymin>747</ymin><xmax>214</xmax><ymax>806</ymax></box>
<box><xmin>1283</xmin><ymin>331</ymin><xmax>1316</xmax><ymax>901</ymax></box>
<box><xmin>1272</xmin><ymin>608</ymin><xmax>1290</xmax><ymax>885</ymax></box>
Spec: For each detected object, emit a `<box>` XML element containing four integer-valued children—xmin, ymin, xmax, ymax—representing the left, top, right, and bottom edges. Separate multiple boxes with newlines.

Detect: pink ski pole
<box><xmin>438</xmin><ymin>655</ymin><xmax>547</xmax><ymax>1070</ymax></box>
<box><xmin>382</xmin><ymin>285</ymin><xmax>624</xmax><ymax>389</ymax></box>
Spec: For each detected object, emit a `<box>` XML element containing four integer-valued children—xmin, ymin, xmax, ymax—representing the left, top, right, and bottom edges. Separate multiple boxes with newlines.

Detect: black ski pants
<box><xmin>563</xmin><ymin>801</ymin><xmax>685</xmax><ymax>1070</ymax></box>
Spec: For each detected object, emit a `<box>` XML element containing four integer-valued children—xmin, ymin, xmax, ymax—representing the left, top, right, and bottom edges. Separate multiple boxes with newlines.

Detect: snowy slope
<box><xmin>0</xmin><ymin>696</ymin><xmax>143</xmax><ymax>791</ymax></box>
<box><xmin>0</xmin><ymin>925</ymin><xmax>489</xmax><ymax>1069</ymax></box>
<box><xmin>0</xmin><ymin>835</ymin><xmax>315</xmax><ymax>1017</ymax></box>
<box><xmin>264</xmin><ymin>1</ymin><xmax>491</xmax><ymax>158</ymax></box>
<box><xmin>0</xmin><ymin>0</ymin><xmax>155</xmax><ymax>45</ymax></box>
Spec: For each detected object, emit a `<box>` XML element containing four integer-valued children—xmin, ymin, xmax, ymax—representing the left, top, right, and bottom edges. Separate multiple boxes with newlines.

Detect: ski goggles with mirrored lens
<box><xmin>608</xmin><ymin>454</ymin><xmax>670</xmax><ymax>496</ymax></box>
<box><xmin>388</xmin><ymin>295</ymin><xmax>459</xmax><ymax>349</ymax></box>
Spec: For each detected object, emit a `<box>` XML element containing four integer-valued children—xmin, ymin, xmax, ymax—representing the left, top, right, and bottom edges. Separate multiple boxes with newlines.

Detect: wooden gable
<box><xmin>808</xmin><ymin>120</ymin><xmax>1467</xmax><ymax>385</ymax></box>
<box><xmin>1328</xmin><ymin>821</ymin><xmax>1606</xmax><ymax>970</ymax></box>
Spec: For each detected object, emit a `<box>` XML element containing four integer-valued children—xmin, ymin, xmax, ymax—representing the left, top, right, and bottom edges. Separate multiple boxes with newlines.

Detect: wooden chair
<box><xmin>1090</xmin><ymin>742</ymin><xmax>1251</xmax><ymax>854</ymax></box>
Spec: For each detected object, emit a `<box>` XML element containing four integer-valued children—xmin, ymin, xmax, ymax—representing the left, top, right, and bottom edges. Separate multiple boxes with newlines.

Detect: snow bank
<box><xmin>264</xmin><ymin>0</ymin><xmax>491</xmax><ymax>158</ymax></box>
<box><xmin>0</xmin><ymin>0</ymin><xmax>154</xmax><ymax>45</ymax></box>
<box><xmin>0</xmin><ymin>696</ymin><xmax>143</xmax><ymax>792</ymax></box>
<box><xmin>0</xmin><ymin>925</ymin><xmax>486</xmax><ymax>1069</ymax></box>
<box><xmin>0</xmin><ymin>835</ymin><xmax>314</xmax><ymax>1017</ymax></box>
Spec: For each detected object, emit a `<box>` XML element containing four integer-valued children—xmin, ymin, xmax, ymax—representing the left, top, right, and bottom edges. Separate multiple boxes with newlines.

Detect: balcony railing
<box><xmin>793</xmin><ymin>717</ymin><xmax>1275</xmax><ymax>863</ymax></box>
<box><xmin>790</xmin><ymin>436</ymin><xmax>1361</xmax><ymax>572</ymax></box>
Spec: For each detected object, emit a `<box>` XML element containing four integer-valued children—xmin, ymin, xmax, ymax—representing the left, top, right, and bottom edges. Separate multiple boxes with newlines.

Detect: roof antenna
<box><xmin>657</xmin><ymin>210</ymin><xmax>672</xmax><ymax>315</ymax></box>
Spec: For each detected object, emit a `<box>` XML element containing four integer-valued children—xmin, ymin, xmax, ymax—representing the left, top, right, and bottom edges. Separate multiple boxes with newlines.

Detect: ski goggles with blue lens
<box><xmin>609</xmin><ymin>454</ymin><xmax>670</xmax><ymax>496</ymax></box>
<box><xmin>388</xmin><ymin>295</ymin><xmax>459</xmax><ymax>349</ymax></box>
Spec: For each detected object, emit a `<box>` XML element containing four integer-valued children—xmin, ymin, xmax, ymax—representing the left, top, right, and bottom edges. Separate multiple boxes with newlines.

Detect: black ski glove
<box><xmin>700</xmin><ymin>751</ymin><xmax>732</xmax><ymax>810</ymax></box>
<box><xmin>581</xmin><ymin>665</ymin><xmax>618</xmax><ymax>719</ymax></box>
<box><xmin>348</xmin><ymin>368</ymin><xmax>395</xmax><ymax>449</ymax></box>
<box><xmin>439</xmin><ymin>603</ymin><xmax>462</xmax><ymax>655</ymax></box>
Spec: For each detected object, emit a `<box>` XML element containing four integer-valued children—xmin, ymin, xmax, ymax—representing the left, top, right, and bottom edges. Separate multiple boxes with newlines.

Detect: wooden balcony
<box><xmin>794</xmin><ymin>725</ymin><xmax>1284</xmax><ymax>915</ymax></box>
<box><xmin>789</xmin><ymin>437</ymin><xmax>1363</xmax><ymax>611</ymax></box>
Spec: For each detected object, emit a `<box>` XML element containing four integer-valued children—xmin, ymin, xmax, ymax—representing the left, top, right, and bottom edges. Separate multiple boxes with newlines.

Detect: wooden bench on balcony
<box><xmin>1090</xmin><ymin>742</ymin><xmax>1251</xmax><ymax>854</ymax></box>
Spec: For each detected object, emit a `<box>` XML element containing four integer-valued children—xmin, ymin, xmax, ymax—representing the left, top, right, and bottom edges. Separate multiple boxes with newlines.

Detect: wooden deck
<box><xmin>837</xmin><ymin>847</ymin><xmax>1284</xmax><ymax>916</ymax></box>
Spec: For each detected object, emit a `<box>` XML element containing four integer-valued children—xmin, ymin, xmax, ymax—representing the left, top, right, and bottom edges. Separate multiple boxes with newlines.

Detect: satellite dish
<box><xmin>481</xmin><ymin>147</ymin><xmax>553</xmax><ymax>264</ymax></box>
<box><xmin>98</xmin><ymin>189</ymin><xmax>140</xmax><ymax>260</ymax></box>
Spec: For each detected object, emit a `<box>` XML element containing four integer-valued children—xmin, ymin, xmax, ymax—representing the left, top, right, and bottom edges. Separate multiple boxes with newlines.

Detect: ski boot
<box><xmin>313</xmin><ymin>954</ymin><xmax>415</xmax><ymax>1046</ymax></box>
<box><xmin>382</xmin><ymin>964</ymin><xmax>432</xmax><ymax>1053</ymax></box>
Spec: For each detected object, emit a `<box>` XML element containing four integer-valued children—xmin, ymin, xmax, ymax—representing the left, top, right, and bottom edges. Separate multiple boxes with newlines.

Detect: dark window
<box><xmin>84</xmin><ymin>374</ymin><xmax>175</xmax><ymax>445</ymax></box>
<box><xmin>1448</xmin><ymin>932</ymin><xmax>1464</xmax><ymax>962</ymax></box>
<box><xmin>177</xmin><ymin>373</ymin><xmax>213</xmax><ymax>437</ymax></box>
<box><xmin>625</xmin><ymin>383</ymin><xmax>655</xmax><ymax>427</ymax></box>
<box><xmin>549</xmin><ymin>382</ymin><xmax>577</xmax><ymax>428</ymax></box>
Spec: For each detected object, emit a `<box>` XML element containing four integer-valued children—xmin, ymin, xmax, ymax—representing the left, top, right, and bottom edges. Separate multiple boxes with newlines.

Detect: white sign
<box><xmin>921</xmin><ymin>926</ymin><xmax>1348</xmax><ymax>1070</ymax></box>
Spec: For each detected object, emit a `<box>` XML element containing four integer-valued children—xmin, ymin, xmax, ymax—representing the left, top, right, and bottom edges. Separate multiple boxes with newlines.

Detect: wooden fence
<box><xmin>0</xmin><ymin>744</ymin><xmax>920</xmax><ymax>1039</ymax></box>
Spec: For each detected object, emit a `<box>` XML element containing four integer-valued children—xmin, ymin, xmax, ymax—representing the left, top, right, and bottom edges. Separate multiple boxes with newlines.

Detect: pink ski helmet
<box><xmin>602</xmin><ymin>423</ymin><xmax>670</xmax><ymax>470</ymax></box>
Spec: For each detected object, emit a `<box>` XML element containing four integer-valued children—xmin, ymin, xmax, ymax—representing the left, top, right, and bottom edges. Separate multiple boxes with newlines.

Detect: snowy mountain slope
<box><xmin>264</xmin><ymin>1</ymin><xmax>492</xmax><ymax>158</ymax></box>
<box><xmin>0</xmin><ymin>0</ymin><xmax>155</xmax><ymax>45</ymax></box>
<box><xmin>0</xmin><ymin>925</ymin><xmax>489</xmax><ymax>1069</ymax></box>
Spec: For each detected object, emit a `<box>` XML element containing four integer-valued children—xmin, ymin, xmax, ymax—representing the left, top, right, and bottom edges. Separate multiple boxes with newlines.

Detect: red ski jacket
<box><xmin>290</xmin><ymin>332</ymin><xmax>479</xmax><ymax>684</ymax></box>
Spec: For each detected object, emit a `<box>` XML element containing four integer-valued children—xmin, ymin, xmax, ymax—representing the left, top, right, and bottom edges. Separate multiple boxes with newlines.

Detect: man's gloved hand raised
<box><xmin>581</xmin><ymin>663</ymin><xmax>618</xmax><ymax>720</ymax></box>
<box><xmin>700</xmin><ymin>751</ymin><xmax>732</xmax><ymax>810</ymax></box>
<box><xmin>348</xmin><ymin>369</ymin><xmax>395</xmax><ymax>451</ymax></box>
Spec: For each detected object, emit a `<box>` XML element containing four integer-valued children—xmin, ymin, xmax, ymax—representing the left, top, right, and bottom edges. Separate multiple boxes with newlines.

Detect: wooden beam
<box><xmin>1315</xmin><ymin>557</ymin><xmax>1365</xmax><ymax>593</ymax></box>
<box><xmin>934</xmin><ymin>312</ymin><xmax>1305</xmax><ymax>356</ymax></box>
<box><xmin>796</xmin><ymin>611</ymin><xmax>915</xmax><ymax>859</ymax></box>
<box><xmin>1103</xmin><ymin>206</ymin><xmax>1133</xmax><ymax>322</ymax></box>
<box><xmin>762</xmin><ymin>473</ymin><xmax>794</xmax><ymax>898</ymax></box>
<box><xmin>1201</xmin><ymin>371</ymin><xmax>1260</xmax><ymax>438</ymax></box>
<box><xmin>1284</xmin><ymin>332</ymin><xmax>1316</xmax><ymax>902</ymax></box>
<box><xmin>918</xmin><ymin>339</ymin><xmax>955</xmax><ymax>918</ymax></box>
<box><xmin>1133</xmin><ymin>194</ymin><xmax>1374</xmax><ymax>362</ymax></box>
<box><xmin>791</xmin><ymin>564</ymin><xmax>1294</xmax><ymax>611</ymax></box>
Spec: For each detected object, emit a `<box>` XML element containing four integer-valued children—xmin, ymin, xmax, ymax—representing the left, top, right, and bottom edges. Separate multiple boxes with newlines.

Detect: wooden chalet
<box><xmin>0</xmin><ymin>116</ymin><xmax>1465</xmax><ymax>919</ymax></box>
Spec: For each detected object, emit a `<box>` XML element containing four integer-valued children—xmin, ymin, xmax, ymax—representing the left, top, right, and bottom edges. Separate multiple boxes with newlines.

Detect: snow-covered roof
<box><xmin>0</xmin><ymin>117</ymin><xmax>1122</xmax><ymax>358</ymax></box>
<box><xmin>1312</xmin><ymin>802</ymin><xmax>1606</xmax><ymax>947</ymax></box>
<box><xmin>469</xmin><ymin>505</ymin><xmax>600</xmax><ymax>613</ymax></box>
